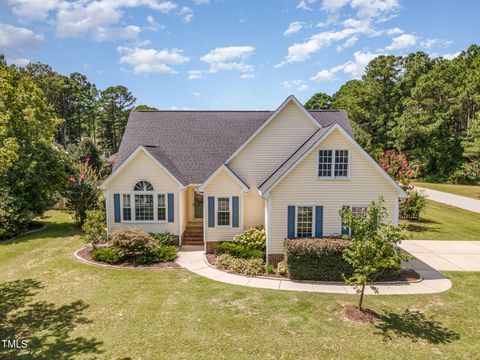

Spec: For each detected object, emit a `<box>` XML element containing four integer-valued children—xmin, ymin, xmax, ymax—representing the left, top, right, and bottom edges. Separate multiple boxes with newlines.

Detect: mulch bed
<box><xmin>77</xmin><ymin>246</ymin><xmax>180</xmax><ymax>269</ymax></box>
<box><xmin>398</xmin><ymin>269</ymin><xmax>421</xmax><ymax>282</ymax></box>
<box><xmin>342</xmin><ymin>305</ymin><xmax>381</xmax><ymax>324</ymax></box>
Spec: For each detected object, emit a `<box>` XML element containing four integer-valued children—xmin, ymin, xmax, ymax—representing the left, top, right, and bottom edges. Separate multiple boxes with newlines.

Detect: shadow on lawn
<box><xmin>0</xmin><ymin>279</ymin><xmax>103</xmax><ymax>360</ymax></box>
<box><xmin>375</xmin><ymin>309</ymin><xmax>460</xmax><ymax>344</ymax></box>
<box><xmin>404</xmin><ymin>218</ymin><xmax>440</xmax><ymax>234</ymax></box>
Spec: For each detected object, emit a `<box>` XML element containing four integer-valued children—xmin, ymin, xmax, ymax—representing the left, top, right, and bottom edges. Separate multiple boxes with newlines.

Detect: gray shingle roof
<box><xmin>114</xmin><ymin>109</ymin><xmax>353</xmax><ymax>186</ymax></box>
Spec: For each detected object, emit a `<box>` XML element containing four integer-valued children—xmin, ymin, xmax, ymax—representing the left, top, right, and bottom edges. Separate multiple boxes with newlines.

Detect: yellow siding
<box><xmin>106</xmin><ymin>149</ymin><xmax>180</xmax><ymax>234</ymax></box>
<box><xmin>181</xmin><ymin>187</ymin><xmax>188</xmax><ymax>235</ymax></box>
<box><xmin>269</xmin><ymin>129</ymin><xmax>398</xmax><ymax>254</ymax></box>
<box><xmin>204</xmin><ymin>169</ymin><xmax>244</xmax><ymax>242</ymax></box>
<box><xmin>244</xmin><ymin>189</ymin><xmax>265</xmax><ymax>229</ymax></box>
<box><xmin>228</xmin><ymin>102</ymin><xmax>318</xmax><ymax>187</ymax></box>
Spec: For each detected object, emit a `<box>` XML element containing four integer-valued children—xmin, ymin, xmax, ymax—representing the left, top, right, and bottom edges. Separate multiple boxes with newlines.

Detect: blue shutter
<box><xmin>114</xmin><ymin>194</ymin><xmax>121</xmax><ymax>223</ymax></box>
<box><xmin>315</xmin><ymin>206</ymin><xmax>323</xmax><ymax>238</ymax></box>
<box><xmin>167</xmin><ymin>193</ymin><xmax>174</xmax><ymax>222</ymax></box>
<box><xmin>341</xmin><ymin>205</ymin><xmax>350</xmax><ymax>236</ymax></box>
<box><xmin>287</xmin><ymin>206</ymin><xmax>295</xmax><ymax>239</ymax></box>
<box><xmin>232</xmin><ymin>196</ymin><xmax>239</xmax><ymax>227</ymax></box>
<box><xmin>208</xmin><ymin>196</ymin><xmax>215</xmax><ymax>227</ymax></box>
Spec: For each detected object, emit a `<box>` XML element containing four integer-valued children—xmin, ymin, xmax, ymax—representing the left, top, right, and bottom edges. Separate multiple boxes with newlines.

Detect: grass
<box><xmin>1</xmin><ymin>211</ymin><xmax>479</xmax><ymax>359</ymax></box>
<box><xmin>415</xmin><ymin>182</ymin><xmax>480</xmax><ymax>200</ymax></box>
<box><xmin>404</xmin><ymin>200</ymin><xmax>480</xmax><ymax>240</ymax></box>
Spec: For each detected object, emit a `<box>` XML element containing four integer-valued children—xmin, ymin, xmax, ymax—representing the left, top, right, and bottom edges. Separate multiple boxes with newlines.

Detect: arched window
<box><xmin>133</xmin><ymin>181</ymin><xmax>154</xmax><ymax>221</ymax></box>
<box><xmin>134</xmin><ymin>181</ymin><xmax>154</xmax><ymax>192</ymax></box>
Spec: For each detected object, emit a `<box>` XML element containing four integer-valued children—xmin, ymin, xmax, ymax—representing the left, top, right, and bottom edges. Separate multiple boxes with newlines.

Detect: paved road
<box><xmin>400</xmin><ymin>240</ymin><xmax>480</xmax><ymax>271</ymax></box>
<box><xmin>416</xmin><ymin>186</ymin><xmax>480</xmax><ymax>213</ymax></box>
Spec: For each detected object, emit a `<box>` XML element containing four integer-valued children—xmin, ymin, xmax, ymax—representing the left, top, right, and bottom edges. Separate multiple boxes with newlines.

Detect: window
<box><xmin>318</xmin><ymin>149</ymin><xmax>349</xmax><ymax>179</ymax></box>
<box><xmin>158</xmin><ymin>194</ymin><xmax>166</xmax><ymax>221</ymax></box>
<box><xmin>334</xmin><ymin>150</ymin><xmax>349</xmax><ymax>178</ymax></box>
<box><xmin>351</xmin><ymin>206</ymin><xmax>367</xmax><ymax>218</ymax></box>
<box><xmin>134</xmin><ymin>180</ymin><xmax>154</xmax><ymax>191</ymax></box>
<box><xmin>122</xmin><ymin>194</ymin><xmax>131</xmax><ymax>221</ymax></box>
<box><xmin>217</xmin><ymin>197</ymin><xmax>230</xmax><ymax>226</ymax></box>
<box><xmin>296</xmin><ymin>206</ymin><xmax>313</xmax><ymax>238</ymax></box>
<box><xmin>135</xmin><ymin>194</ymin><xmax>154</xmax><ymax>221</ymax></box>
<box><xmin>318</xmin><ymin>150</ymin><xmax>332</xmax><ymax>177</ymax></box>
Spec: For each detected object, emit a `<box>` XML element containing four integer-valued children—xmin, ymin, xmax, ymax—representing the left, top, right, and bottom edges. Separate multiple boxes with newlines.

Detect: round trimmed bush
<box><xmin>91</xmin><ymin>247</ymin><xmax>124</xmax><ymax>264</ymax></box>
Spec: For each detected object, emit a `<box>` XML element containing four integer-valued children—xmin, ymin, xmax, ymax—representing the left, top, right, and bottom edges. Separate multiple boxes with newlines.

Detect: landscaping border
<box><xmin>74</xmin><ymin>246</ymin><xmax>180</xmax><ymax>270</ymax></box>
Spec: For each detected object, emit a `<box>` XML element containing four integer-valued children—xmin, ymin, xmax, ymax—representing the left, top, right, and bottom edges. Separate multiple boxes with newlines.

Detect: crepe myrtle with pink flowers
<box><xmin>64</xmin><ymin>157</ymin><xmax>102</xmax><ymax>226</ymax></box>
<box><xmin>378</xmin><ymin>150</ymin><xmax>426</xmax><ymax>220</ymax></box>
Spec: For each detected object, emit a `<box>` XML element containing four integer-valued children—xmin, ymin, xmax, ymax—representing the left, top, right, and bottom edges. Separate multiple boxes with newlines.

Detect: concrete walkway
<box><xmin>400</xmin><ymin>240</ymin><xmax>480</xmax><ymax>271</ymax></box>
<box><xmin>176</xmin><ymin>246</ymin><xmax>451</xmax><ymax>295</ymax></box>
<box><xmin>416</xmin><ymin>186</ymin><xmax>480</xmax><ymax>213</ymax></box>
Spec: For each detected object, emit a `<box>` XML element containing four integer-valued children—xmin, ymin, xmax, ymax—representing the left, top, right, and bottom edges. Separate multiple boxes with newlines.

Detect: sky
<box><xmin>0</xmin><ymin>0</ymin><xmax>479</xmax><ymax>110</ymax></box>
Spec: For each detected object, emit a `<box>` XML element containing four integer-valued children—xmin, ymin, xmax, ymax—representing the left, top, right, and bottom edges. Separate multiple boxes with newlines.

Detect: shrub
<box><xmin>91</xmin><ymin>247</ymin><xmax>123</xmax><ymax>264</ymax></box>
<box><xmin>111</xmin><ymin>229</ymin><xmax>157</xmax><ymax>259</ymax></box>
<box><xmin>82</xmin><ymin>210</ymin><xmax>107</xmax><ymax>249</ymax></box>
<box><xmin>284</xmin><ymin>238</ymin><xmax>352</xmax><ymax>281</ymax></box>
<box><xmin>233</xmin><ymin>226</ymin><xmax>266</xmax><ymax>252</ymax></box>
<box><xmin>133</xmin><ymin>245</ymin><xmax>178</xmax><ymax>265</ymax></box>
<box><xmin>400</xmin><ymin>188</ymin><xmax>427</xmax><ymax>220</ymax></box>
<box><xmin>215</xmin><ymin>254</ymin><xmax>265</xmax><ymax>277</ymax></box>
<box><xmin>378</xmin><ymin>150</ymin><xmax>419</xmax><ymax>186</ymax></box>
<box><xmin>214</xmin><ymin>242</ymin><xmax>264</xmax><ymax>259</ymax></box>
<box><xmin>265</xmin><ymin>264</ymin><xmax>275</xmax><ymax>274</ymax></box>
<box><xmin>277</xmin><ymin>261</ymin><xmax>287</xmax><ymax>276</ymax></box>
<box><xmin>149</xmin><ymin>232</ymin><xmax>176</xmax><ymax>246</ymax></box>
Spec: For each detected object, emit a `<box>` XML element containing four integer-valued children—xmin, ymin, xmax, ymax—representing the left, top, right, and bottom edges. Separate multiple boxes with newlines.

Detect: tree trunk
<box><xmin>359</xmin><ymin>284</ymin><xmax>365</xmax><ymax>311</ymax></box>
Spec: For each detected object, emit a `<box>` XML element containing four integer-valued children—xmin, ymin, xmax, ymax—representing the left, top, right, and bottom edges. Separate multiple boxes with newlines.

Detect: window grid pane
<box><xmin>134</xmin><ymin>181</ymin><xmax>154</xmax><ymax>191</ymax></box>
<box><xmin>217</xmin><ymin>197</ymin><xmax>230</xmax><ymax>226</ymax></box>
<box><xmin>122</xmin><ymin>194</ymin><xmax>131</xmax><ymax>221</ymax></box>
<box><xmin>135</xmin><ymin>194</ymin><xmax>154</xmax><ymax>221</ymax></box>
<box><xmin>297</xmin><ymin>206</ymin><xmax>313</xmax><ymax>238</ymax></box>
<box><xmin>158</xmin><ymin>194</ymin><xmax>166</xmax><ymax>221</ymax></box>
<box><xmin>352</xmin><ymin>206</ymin><xmax>367</xmax><ymax>218</ymax></box>
<box><xmin>334</xmin><ymin>150</ymin><xmax>349</xmax><ymax>177</ymax></box>
<box><xmin>318</xmin><ymin>150</ymin><xmax>333</xmax><ymax>177</ymax></box>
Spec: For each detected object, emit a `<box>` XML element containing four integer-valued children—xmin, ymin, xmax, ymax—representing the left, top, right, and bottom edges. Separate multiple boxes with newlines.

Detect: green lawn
<box><xmin>405</xmin><ymin>200</ymin><xmax>480</xmax><ymax>240</ymax></box>
<box><xmin>1</xmin><ymin>211</ymin><xmax>480</xmax><ymax>359</ymax></box>
<box><xmin>415</xmin><ymin>182</ymin><xmax>480</xmax><ymax>200</ymax></box>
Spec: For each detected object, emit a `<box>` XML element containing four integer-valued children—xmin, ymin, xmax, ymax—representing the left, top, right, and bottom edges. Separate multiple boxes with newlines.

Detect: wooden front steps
<box><xmin>182</xmin><ymin>222</ymin><xmax>204</xmax><ymax>245</ymax></box>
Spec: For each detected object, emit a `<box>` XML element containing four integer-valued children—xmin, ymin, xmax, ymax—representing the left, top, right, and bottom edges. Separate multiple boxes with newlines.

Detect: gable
<box><xmin>103</xmin><ymin>147</ymin><xmax>181</xmax><ymax>190</ymax></box>
<box><xmin>203</xmin><ymin>168</ymin><xmax>244</xmax><ymax>194</ymax></box>
<box><xmin>228</xmin><ymin>101</ymin><xmax>319</xmax><ymax>187</ymax></box>
<box><xmin>270</xmin><ymin>128</ymin><xmax>404</xmax><ymax>197</ymax></box>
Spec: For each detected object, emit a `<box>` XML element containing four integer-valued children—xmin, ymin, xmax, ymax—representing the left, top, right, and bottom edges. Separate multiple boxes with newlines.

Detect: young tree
<box><xmin>82</xmin><ymin>210</ymin><xmax>107</xmax><ymax>249</ymax></box>
<box><xmin>340</xmin><ymin>197</ymin><xmax>410</xmax><ymax>311</ymax></box>
<box><xmin>67</xmin><ymin>137</ymin><xmax>104</xmax><ymax>174</ymax></box>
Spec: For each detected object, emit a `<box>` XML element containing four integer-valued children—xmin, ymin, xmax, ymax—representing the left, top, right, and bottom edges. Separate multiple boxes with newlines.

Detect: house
<box><xmin>100</xmin><ymin>95</ymin><xmax>407</xmax><ymax>264</ymax></box>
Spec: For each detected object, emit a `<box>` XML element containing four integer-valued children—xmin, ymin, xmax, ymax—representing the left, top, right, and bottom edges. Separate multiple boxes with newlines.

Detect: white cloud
<box><xmin>297</xmin><ymin>0</ymin><xmax>317</xmax><ymax>11</ymax></box>
<box><xmin>281</xmin><ymin>79</ymin><xmax>310</xmax><ymax>92</ymax></box>
<box><xmin>8</xmin><ymin>57</ymin><xmax>31</xmax><ymax>66</ymax></box>
<box><xmin>337</xmin><ymin>36</ymin><xmax>358</xmax><ymax>51</ymax></box>
<box><xmin>41</xmin><ymin>0</ymin><xmax>178</xmax><ymax>41</ymax></box>
<box><xmin>117</xmin><ymin>46</ymin><xmax>190</xmax><ymax>74</ymax></box>
<box><xmin>442</xmin><ymin>51</ymin><xmax>460</xmax><ymax>60</ymax></box>
<box><xmin>187</xmin><ymin>70</ymin><xmax>204</xmax><ymax>79</ymax></box>
<box><xmin>200</xmin><ymin>46</ymin><xmax>255</xmax><ymax>75</ymax></box>
<box><xmin>193</xmin><ymin>0</ymin><xmax>209</xmax><ymax>4</ymax></box>
<box><xmin>179</xmin><ymin>6</ymin><xmax>194</xmax><ymax>23</ymax></box>
<box><xmin>321</xmin><ymin>0</ymin><xmax>350</xmax><ymax>12</ymax></box>
<box><xmin>386</xmin><ymin>27</ymin><xmax>404</xmax><ymax>35</ymax></box>
<box><xmin>350</xmin><ymin>0</ymin><xmax>400</xmax><ymax>19</ymax></box>
<box><xmin>7</xmin><ymin>0</ymin><xmax>60</xmax><ymax>20</ymax></box>
<box><xmin>311</xmin><ymin>50</ymin><xmax>379</xmax><ymax>81</ymax></box>
<box><xmin>283</xmin><ymin>21</ymin><xmax>304</xmax><ymax>37</ymax></box>
<box><xmin>193</xmin><ymin>91</ymin><xmax>201</xmax><ymax>97</ymax></box>
<box><xmin>276</xmin><ymin>19</ymin><xmax>372</xmax><ymax>66</ymax></box>
<box><xmin>240</xmin><ymin>73</ymin><xmax>255</xmax><ymax>79</ymax></box>
<box><xmin>385</xmin><ymin>33</ymin><xmax>417</xmax><ymax>51</ymax></box>
<box><xmin>146</xmin><ymin>15</ymin><xmax>165</xmax><ymax>31</ymax></box>
<box><xmin>420</xmin><ymin>39</ymin><xmax>437</xmax><ymax>49</ymax></box>
<box><xmin>0</xmin><ymin>23</ymin><xmax>44</xmax><ymax>53</ymax></box>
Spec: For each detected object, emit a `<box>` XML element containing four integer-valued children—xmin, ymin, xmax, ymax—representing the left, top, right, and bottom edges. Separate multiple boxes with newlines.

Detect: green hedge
<box><xmin>214</xmin><ymin>242</ymin><xmax>264</xmax><ymax>259</ymax></box>
<box><xmin>284</xmin><ymin>239</ymin><xmax>352</xmax><ymax>281</ymax></box>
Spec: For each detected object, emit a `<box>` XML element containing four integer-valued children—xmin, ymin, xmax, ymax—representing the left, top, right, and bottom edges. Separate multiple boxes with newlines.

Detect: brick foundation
<box><xmin>205</xmin><ymin>241</ymin><xmax>217</xmax><ymax>254</ymax></box>
<box><xmin>267</xmin><ymin>254</ymin><xmax>284</xmax><ymax>266</ymax></box>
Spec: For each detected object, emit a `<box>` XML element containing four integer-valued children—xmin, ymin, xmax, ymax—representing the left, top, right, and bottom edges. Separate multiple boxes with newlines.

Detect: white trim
<box><xmin>265</xmin><ymin>196</ymin><xmax>272</xmax><ymax>264</ymax></box>
<box><xmin>99</xmin><ymin>145</ymin><xmax>185</xmax><ymax>189</ymax></box>
<box><xmin>106</xmin><ymin>189</ymin><xmax>111</xmax><ymax>236</ymax></box>
<box><xmin>197</xmin><ymin>164</ymin><xmax>249</xmax><ymax>192</ymax></box>
<box><xmin>224</xmin><ymin>95</ymin><xmax>321</xmax><ymax>165</ymax></box>
<box><xmin>178</xmin><ymin>189</ymin><xmax>183</xmax><ymax>245</ymax></box>
<box><xmin>118</xmin><ymin>189</ymin><xmax>168</xmax><ymax>224</ymax></box>
<box><xmin>215</xmin><ymin>196</ymin><xmax>232</xmax><ymax>228</ymax></box>
<box><xmin>261</xmin><ymin>123</ymin><xmax>407</xmax><ymax>198</ymax></box>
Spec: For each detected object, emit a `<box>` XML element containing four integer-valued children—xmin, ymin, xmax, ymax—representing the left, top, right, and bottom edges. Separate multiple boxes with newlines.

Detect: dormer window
<box><xmin>318</xmin><ymin>150</ymin><xmax>349</xmax><ymax>179</ymax></box>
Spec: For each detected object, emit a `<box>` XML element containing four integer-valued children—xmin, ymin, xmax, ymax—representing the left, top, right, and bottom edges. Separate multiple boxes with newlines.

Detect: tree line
<box><xmin>305</xmin><ymin>44</ymin><xmax>480</xmax><ymax>184</ymax></box>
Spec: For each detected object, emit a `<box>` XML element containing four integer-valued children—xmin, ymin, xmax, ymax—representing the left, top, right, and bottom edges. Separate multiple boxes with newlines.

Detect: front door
<box><xmin>194</xmin><ymin>192</ymin><xmax>203</xmax><ymax>219</ymax></box>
